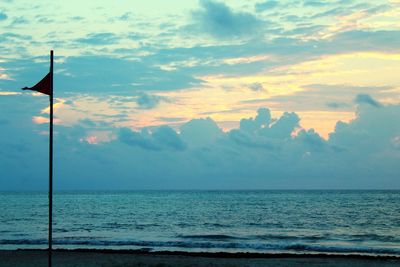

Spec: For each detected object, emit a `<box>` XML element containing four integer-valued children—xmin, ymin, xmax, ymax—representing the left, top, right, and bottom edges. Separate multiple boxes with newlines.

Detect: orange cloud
<box><xmin>41</xmin><ymin>98</ymin><xmax>67</xmax><ymax>114</ymax></box>
<box><xmin>32</xmin><ymin>116</ymin><xmax>61</xmax><ymax>124</ymax></box>
<box><xmin>0</xmin><ymin>91</ymin><xmax>21</xmax><ymax>96</ymax></box>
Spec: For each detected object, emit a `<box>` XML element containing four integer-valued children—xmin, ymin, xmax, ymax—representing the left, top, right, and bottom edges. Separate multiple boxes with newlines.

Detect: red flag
<box><xmin>22</xmin><ymin>72</ymin><xmax>52</xmax><ymax>95</ymax></box>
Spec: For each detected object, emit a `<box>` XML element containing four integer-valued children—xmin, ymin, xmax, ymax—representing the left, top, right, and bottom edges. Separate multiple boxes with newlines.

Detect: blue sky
<box><xmin>0</xmin><ymin>0</ymin><xmax>399</xmax><ymax>190</ymax></box>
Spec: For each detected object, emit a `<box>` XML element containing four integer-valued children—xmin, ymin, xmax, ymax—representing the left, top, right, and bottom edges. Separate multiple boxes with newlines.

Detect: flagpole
<box><xmin>48</xmin><ymin>50</ymin><xmax>54</xmax><ymax>267</ymax></box>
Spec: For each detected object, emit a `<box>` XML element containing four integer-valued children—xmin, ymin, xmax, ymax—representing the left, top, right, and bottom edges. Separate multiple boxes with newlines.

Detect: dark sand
<box><xmin>1</xmin><ymin>250</ymin><xmax>400</xmax><ymax>267</ymax></box>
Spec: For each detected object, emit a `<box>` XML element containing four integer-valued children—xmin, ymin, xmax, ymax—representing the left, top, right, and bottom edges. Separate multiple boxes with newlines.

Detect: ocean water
<box><xmin>0</xmin><ymin>190</ymin><xmax>400</xmax><ymax>256</ymax></box>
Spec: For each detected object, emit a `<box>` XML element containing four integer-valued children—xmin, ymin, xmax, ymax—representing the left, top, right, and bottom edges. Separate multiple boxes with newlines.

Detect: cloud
<box><xmin>0</xmin><ymin>12</ymin><xmax>7</xmax><ymax>21</ymax></box>
<box><xmin>0</xmin><ymin>55</ymin><xmax>203</xmax><ymax>94</ymax></box>
<box><xmin>180</xmin><ymin>118</ymin><xmax>223</xmax><ymax>147</ymax></box>
<box><xmin>329</xmin><ymin>103</ymin><xmax>400</xmax><ymax>154</ymax></box>
<box><xmin>2</xmin><ymin>27</ymin><xmax>398</xmax><ymax>98</ymax></box>
<box><xmin>117</xmin><ymin>12</ymin><xmax>132</xmax><ymax>21</ymax></box>
<box><xmin>118</xmin><ymin>127</ymin><xmax>161</xmax><ymax>150</ymax></box>
<box><xmin>303</xmin><ymin>0</ymin><xmax>328</xmax><ymax>7</ymax></box>
<box><xmin>118</xmin><ymin>126</ymin><xmax>186</xmax><ymax>151</ymax></box>
<box><xmin>244</xmin><ymin>84</ymin><xmax>393</xmax><ymax>112</ymax></box>
<box><xmin>325</xmin><ymin>102</ymin><xmax>350</xmax><ymax>109</ymax></box>
<box><xmin>354</xmin><ymin>94</ymin><xmax>382</xmax><ymax>108</ymax></box>
<box><xmin>10</xmin><ymin>17</ymin><xmax>29</xmax><ymax>26</ymax></box>
<box><xmin>76</xmin><ymin>33</ymin><xmax>117</xmax><ymax>45</ymax></box>
<box><xmin>240</xmin><ymin>108</ymin><xmax>271</xmax><ymax>133</ymax></box>
<box><xmin>1</xmin><ymin>91</ymin><xmax>399</xmax><ymax>190</ymax></box>
<box><xmin>71</xmin><ymin>16</ymin><xmax>84</xmax><ymax>21</ymax></box>
<box><xmin>229</xmin><ymin>109</ymin><xmax>300</xmax><ymax>150</ymax></box>
<box><xmin>255</xmin><ymin>1</ymin><xmax>279</xmax><ymax>12</ymax></box>
<box><xmin>1</xmin><ymin>1</ymin><xmax>400</xmax><ymax>190</ymax></box>
<box><xmin>152</xmin><ymin>126</ymin><xmax>186</xmax><ymax>151</ymax></box>
<box><xmin>191</xmin><ymin>0</ymin><xmax>263</xmax><ymax>39</ymax></box>
<box><xmin>295</xmin><ymin>128</ymin><xmax>326</xmax><ymax>152</ymax></box>
<box><xmin>135</xmin><ymin>93</ymin><xmax>166</xmax><ymax>109</ymax></box>
<box><xmin>261</xmin><ymin>111</ymin><xmax>300</xmax><ymax>139</ymax></box>
<box><xmin>0</xmin><ymin>32</ymin><xmax>32</xmax><ymax>43</ymax></box>
<box><xmin>332</xmin><ymin>30</ymin><xmax>400</xmax><ymax>53</ymax></box>
<box><xmin>36</xmin><ymin>16</ymin><xmax>54</xmax><ymax>24</ymax></box>
<box><xmin>247</xmin><ymin>82</ymin><xmax>265</xmax><ymax>92</ymax></box>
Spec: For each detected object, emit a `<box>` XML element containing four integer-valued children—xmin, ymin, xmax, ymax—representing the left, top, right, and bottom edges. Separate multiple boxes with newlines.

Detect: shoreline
<box><xmin>23</xmin><ymin>248</ymin><xmax>400</xmax><ymax>259</ymax></box>
<box><xmin>1</xmin><ymin>249</ymin><xmax>400</xmax><ymax>267</ymax></box>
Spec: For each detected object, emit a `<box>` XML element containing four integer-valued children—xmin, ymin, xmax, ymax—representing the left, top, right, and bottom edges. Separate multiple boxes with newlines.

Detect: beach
<box><xmin>1</xmin><ymin>250</ymin><xmax>400</xmax><ymax>267</ymax></box>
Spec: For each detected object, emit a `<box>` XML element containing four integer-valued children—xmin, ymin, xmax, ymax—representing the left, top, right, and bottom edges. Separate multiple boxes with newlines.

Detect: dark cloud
<box><xmin>136</xmin><ymin>93</ymin><xmax>166</xmax><ymax>109</ymax></box>
<box><xmin>70</xmin><ymin>16</ymin><xmax>85</xmax><ymax>21</ymax></box>
<box><xmin>0</xmin><ymin>55</ymin><xmax>202</xmax><ymax>94</ymax></box>
<box><xmin>230</xmin><ymin>109</ymin><xmax>300</xmax><ymax>149</ymax></box>
<box><xmin>260</xmin><ymin>111</ymin><xmax>300</xmax><ymax>139</ymax></box>
<box><xmin>180</xmin><ymin>118</ymin><xmax>223</xmax><ymax>147</ymax></box>
<box><xmin>295</xmin><ymin>128</ymin><xmax>326</xmax><ymax>152</ymax></box>
<box><xmin>3</xmin><ymin>28</ymin><xmax>398</xmax><ymax>98</ymax></box>
<box><xmin>58</xmin><ymin>56</ymin><xmax>201</xmax><ymax>93</ymax></box>
<box><xmin>241</xmin><ymin>84</ymin><xmax>394</xmax><ymax>112</ymax></box>
<box><xmin>325</xmin><ymin>102</ymin><xmax>350</xmax><ymax>109</ymax></box>
<box><xmin>76</xmin><ymin>33</ymin><xmax>117</xmax><ymax>45</ymax></box>
<box><xmin>126</xmin><ymin>32</ymin><xmax>145</xmax><ymax>40</ymax></box>
<box><xmin>118</xmin><ymin>126</ymin><xmax>186</xmax><ymax>151</ymax></box>
<box><xmin>329</xmin><ymin>103</ymin><xmax>400</xmax><ymax>156</ymax></box>
<box><xmin>255</xmin><ymin>1</ymin><xmax>279</xmax><ymax>12</ymax></box>
<box><xmin>354</xmin><ymin>94</ymin><xmax>382</xmax><ymax>108</ymax></box>
<box><xmin>311</xmin><ymin>7</ymin><xmax>348</xmax><ymax>19</ymax></box>
<box><xmin>118</xmin><ymin>127</ymin><xmax>161</xmax><ymax>151</ymax></box>
<box><xmin>191</xmin><ymin>0</ymin><xmax>264</xmax><ymax>39</ymax></box>
<box><xmin>36</xmin><ymin>16</ymin><xmax>54</xmax><ymax>24</ymax></box>
<box><xmin>240</xmin><ymin>108</ymin><xmax>271</xmax><ymax>133</ymax></box>
<box><xmin>10</xmin><ymin>17</ymin><xmax>29</xmax><ymax>26</ymax></box>
<box><xmin>247</xmin><ymin>82</ymin><xmax>265</xmax><ymax>92</ymax></box>
<box><xmin>310</xmin><ymin>2</ymin><xmax>381</xmax><ymax>19</ymax></box>
<box><xmin>229</xmin><ymin>129</ymin><xmax>275</xmax><ymax>149</ymax></box>
<box><xmin>152</xmin><ymin>126</ymin><xmax>186</xmax><ymax>151</ymax></box>
<box><xmin>284</xmin><ymin>25</ymin><xmax>325</xmax><ymax>36</ymax></box>
<box><xmin>0</xmin><ymin>12</ymin><xmax>7</xmax><ymax>21</ymax></box>
<box><xmin>332</xmin><ymin>30</ymin><xmax>400</xmax><ymax>53</ymax></box>
<box><xmin>0</xmin><ymin>32</ymin><xmax>32</xmax><ymax>42</ymax></box>
<box><xmin>118</xmin><ymin>12</ymin><xmax>132</xmax><ymax>21</ymax></box>
<box><xmin>303</xmin><ymin>0</ymin><xmax>328</xmax><ymax>7</ymax></box>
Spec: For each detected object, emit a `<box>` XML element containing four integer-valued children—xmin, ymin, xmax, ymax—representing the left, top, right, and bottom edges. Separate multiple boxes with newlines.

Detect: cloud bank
<box><xmin>1</xmin><ymin>94</ymin><xmax>398</xmax><ymax>190</ymax></box>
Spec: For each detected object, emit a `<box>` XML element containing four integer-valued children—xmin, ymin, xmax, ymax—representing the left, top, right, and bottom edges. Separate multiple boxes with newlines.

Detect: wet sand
<box><xmin>1</xmin><ymin>250</ymin><xmax>400</xmax><ymax>267</ymax></box>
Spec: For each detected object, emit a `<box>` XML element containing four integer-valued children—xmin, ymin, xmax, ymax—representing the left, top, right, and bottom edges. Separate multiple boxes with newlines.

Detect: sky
<box><xmin>0</xmin><ymin>0</ymin><xmax>399</xmax><ymax>190</ymax></box>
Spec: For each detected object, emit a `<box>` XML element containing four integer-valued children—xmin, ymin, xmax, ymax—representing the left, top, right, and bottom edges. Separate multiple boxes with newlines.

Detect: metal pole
<box><xmin>48</xmin><ymin>50</ymin><xmax>54</xmax><ymax>267</ymax></box>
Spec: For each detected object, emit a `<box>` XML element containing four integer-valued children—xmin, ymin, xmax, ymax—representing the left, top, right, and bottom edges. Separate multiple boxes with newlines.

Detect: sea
<box><xmin>1</xmin><ymin>190</ymin><xmax>399</xmax><ymax>256</ymax></box>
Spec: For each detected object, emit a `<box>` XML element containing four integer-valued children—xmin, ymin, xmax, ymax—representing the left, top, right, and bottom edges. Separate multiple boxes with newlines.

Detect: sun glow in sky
<box><xmin>1</xmin><ymin>0</ymin><xmax>400</xmax><ymax>190</ymax></box>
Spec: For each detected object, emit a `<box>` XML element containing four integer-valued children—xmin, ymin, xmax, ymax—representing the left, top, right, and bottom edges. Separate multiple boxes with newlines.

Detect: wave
<box><xmin>177</xmin><ymin>234</ymin><xmax>243</xmax><ymax>240</ymax></box>
<box><xmin>254</xmin><ymin>234</ymin><xmax>327</xmax><ymax>241</ymax></box>
<box><xmin>1</xmin><ymin>238</ymin><xmax>400</xmax><ymax>256</ymax></box>
<box><xmin>345</xmin><ymin>234</ymin><xmax>400</xmax><ymax>243</ymax></box>
<box><xmin>252</xmin><ymin>233</ymin><xmax>400</xmax><ymax>243</ymax></box>
<box><xmin>202</xmin><ymin>223</ymin><xmax>231</xmax><ymax>228</ymax></box>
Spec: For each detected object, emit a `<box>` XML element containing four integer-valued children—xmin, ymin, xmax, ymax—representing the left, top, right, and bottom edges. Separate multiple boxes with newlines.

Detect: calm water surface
<box><xmin>0</xmin><ymin>190</ymin><xmax>399</xmax><ymax>255</ymax></box>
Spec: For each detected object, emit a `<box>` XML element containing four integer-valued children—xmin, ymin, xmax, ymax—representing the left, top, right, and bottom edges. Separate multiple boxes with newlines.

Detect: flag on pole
<box><xmin>21</xmin><ymin>50</ymin><xmax>54</xmax><ymax>267</ymax></box>
<box><xmin>22</xmin><ymin>72</ymin><xmax>52</xmax><ymax>95</ymax></box>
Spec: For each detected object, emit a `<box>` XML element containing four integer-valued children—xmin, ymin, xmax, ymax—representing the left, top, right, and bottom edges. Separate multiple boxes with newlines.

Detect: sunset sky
<box><xmin>1</xmin><ymin>0</ymin><xmax>399</xmax><ymax>190</ymax></box>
